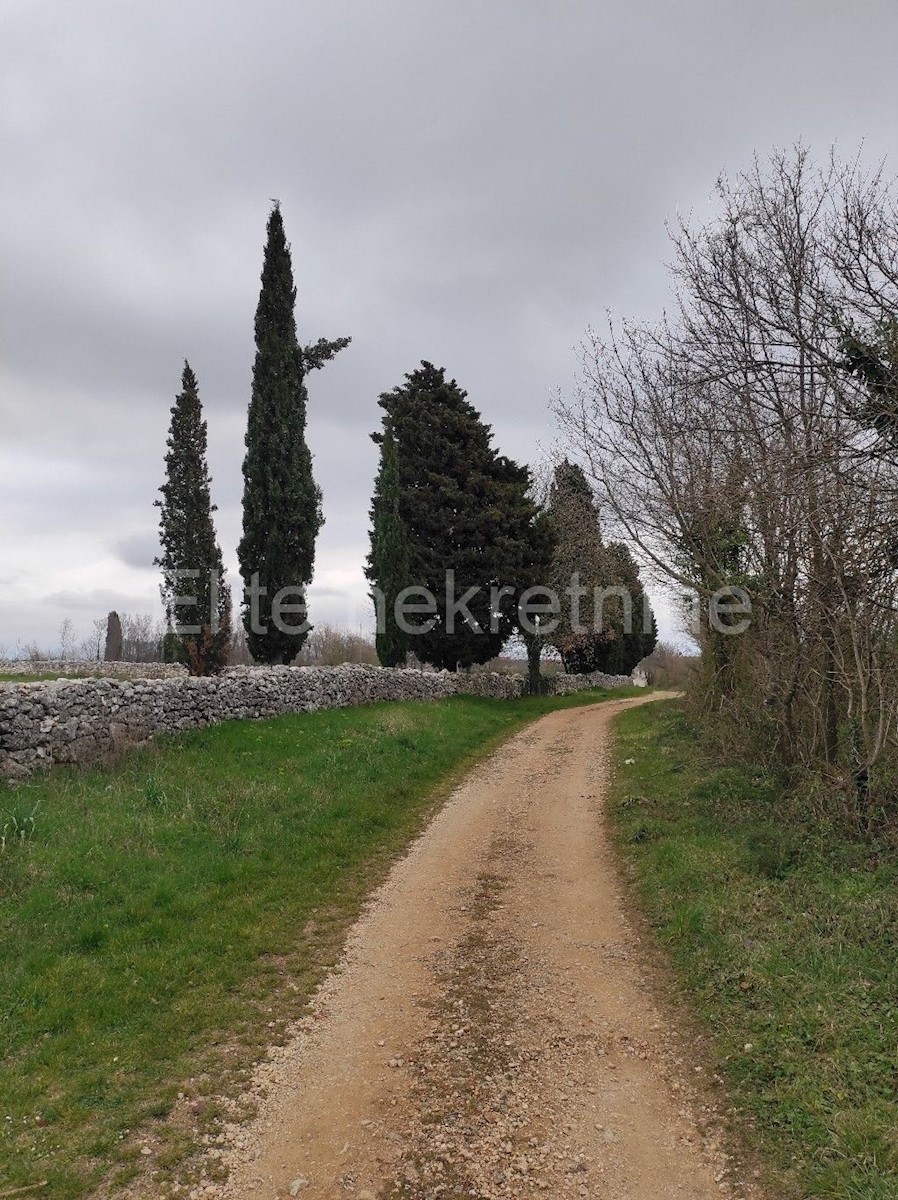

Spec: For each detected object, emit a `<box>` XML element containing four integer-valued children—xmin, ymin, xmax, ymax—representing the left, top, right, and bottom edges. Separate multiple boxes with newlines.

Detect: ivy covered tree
<box><xmin>238</xmin><ymin>203</ymin><xmax>349</xmax><ymax>663</ymax></box>
<box><xmin>841</xmin><ymin>318</ymin><xmax>898</xmax><ymax>438</ymax></box>
<box><xmin>155</xmin><ymin>361</ymin><xmax>231</xmax><ymax>675</ymax></box>
<box><xmin>365</xmin><ymin>424</ymin><xmax>411</xmax><ymax>666</ymax></box>
<box><xmin>376</xmin><ymin>362</ymin><xmax>542</xmax><ymax>669</ymax></box>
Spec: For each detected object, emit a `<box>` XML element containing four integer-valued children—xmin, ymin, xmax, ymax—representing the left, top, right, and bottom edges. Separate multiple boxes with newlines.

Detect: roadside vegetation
<box><xmin>0</xmin><ymin>688</ymin><xmax>634</xmax><ymax>1199</ymax></box>
<box><xmin>559</xmin><ymin>147</ymin><xmax>898</xmax><ymax>837</ymax></box>
<box><xmin>609</xmin><ymin>700</ymin><xmax>898</xmax><ymax>1200</ymax></box>
<box><xmin>0</xmin><ymin>673</ymin><xmax>65</xmax><ymax>683</ymax></box>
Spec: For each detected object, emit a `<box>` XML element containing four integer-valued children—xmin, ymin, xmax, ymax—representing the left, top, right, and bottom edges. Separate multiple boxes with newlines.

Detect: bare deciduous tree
<box><xmin>58</xmin><ymin>618</ymin><xmax>75</xmax><ymax>662</ymax></box>
<box><xmin>296</xmin><ymin>624</ymin><xmax>379</xmax><ymax>667</ymax></box>
<box><xmin>556</xmin><ymin>146</ymin><xmax>898</xmax><ymax>830</ymax></box>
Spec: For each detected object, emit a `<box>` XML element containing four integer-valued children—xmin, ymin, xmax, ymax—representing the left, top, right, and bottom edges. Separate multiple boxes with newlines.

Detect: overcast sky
<box><xmin>2</xmin><ymin>0</ymin><xmax>897</xmax><ymax>653</ymax></box>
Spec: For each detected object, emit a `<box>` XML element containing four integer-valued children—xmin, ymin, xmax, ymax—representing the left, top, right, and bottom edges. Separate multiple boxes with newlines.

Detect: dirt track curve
<box><xmin>203</xmin><ymin>694</ymin><xmax>750</xmax><ymax>1200</ymax></box>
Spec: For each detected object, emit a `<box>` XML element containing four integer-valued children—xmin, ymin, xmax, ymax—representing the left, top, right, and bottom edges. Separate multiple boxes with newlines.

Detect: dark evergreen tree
<box><xmin>642</xmin><ymin>606</ymin><xmax>659</xmax><ymax>662</ymax></box>
<box><xmin>366</xmin><ymin>424</ymin><xmax>411</xmax><ymax>666</ymax></box>
<box><xmin>544</xmin><ymin>461</ymin><xmax>610</xmax><ymax>672</ymax></box>
<box><xmin>516</xmin><ymin>507</ymin><xmax>556</xmax><ymax>693</ymax></box>
<box><xmin>544</xmin><ymin>461</ymin><xmax>655</xmax><ymax>675</ymax></box>
<box><xmin>606</xmin><ymin>541</ymin><xmax>658</xmax><ymax>673</ymax></box>
<box><xmin>161</xmin><ymin>619</ymin><xmax>188</xmax><ymax>665</ymax></box>
<box><xmin>103</xmin><ymin>611</ymin><xmax>123</xmax><ymax>662</ymax></box>
<box><xmin>841</xmin><ymin>318</ymin><xmax>898</xmax><ymax>438</ymax></box>
<box><xmin>238</xmin><ymin>203</ymin><xmax>349</xmax><ymax>663</ymax></box>
<box><xmin>837</xmin><ymin>319</ymin><xmax>898</xmax><ymax>577</ymax></box>
<box><xmin>155</xmin><ymin>362</ymin><xmax>231</xmax><ymax>675</ymax></box>
<box><xmin>377</xmin><ymin>362</ymin><xmax>542</xmax><ymax>669</ymax></box>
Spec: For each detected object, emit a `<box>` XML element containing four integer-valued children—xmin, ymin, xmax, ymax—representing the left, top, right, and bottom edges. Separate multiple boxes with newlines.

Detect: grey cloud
<box><xmin>308</xmin><ymin>587</ymin><xmax>354</xmax><ymax>600</ymax></box>
<box><xmin>41</xmin><ymin>589</ymin><xmax>157</xmax><ymax>614</ymax></box>
<box><xmin>114</xmin><ymin>532</ymin><xmax>160</xmax><ymax>573</ymax></box>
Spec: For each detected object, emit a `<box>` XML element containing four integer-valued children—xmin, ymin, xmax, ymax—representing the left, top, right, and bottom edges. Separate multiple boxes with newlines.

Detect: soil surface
<box><xmin>192</xmin><ymin>695</ymin><xmax>753</xmax><ymax>1200</ymax></box>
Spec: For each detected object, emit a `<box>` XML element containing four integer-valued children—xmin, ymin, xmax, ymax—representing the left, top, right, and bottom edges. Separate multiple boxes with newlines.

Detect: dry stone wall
<box><xmin>0</xmin><ymin>664</ymin><xmax>634</xmax><ymax>778</ymax></box>
<box><xmin>453</xmin><ymin>672</ymin><xmax>526</xmax><ymax>699</ymax></box>
<box><xmin>553</xmin><ymin>670</ymin><xmax>634</xmax><ymax>694</ymax></box>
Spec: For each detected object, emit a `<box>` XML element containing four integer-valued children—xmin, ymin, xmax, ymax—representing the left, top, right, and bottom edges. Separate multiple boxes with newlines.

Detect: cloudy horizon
<box><xmin>3</xmin><ymin>0</ymin><xmax>898</xmax><ymax>655</ymax></box>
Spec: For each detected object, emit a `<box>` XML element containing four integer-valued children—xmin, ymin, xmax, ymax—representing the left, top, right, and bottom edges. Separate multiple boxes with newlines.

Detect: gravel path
<box><xmin>192</xmin><ymin>695</ymin><xmax>752</xmax><ymax>1200</ymax></box>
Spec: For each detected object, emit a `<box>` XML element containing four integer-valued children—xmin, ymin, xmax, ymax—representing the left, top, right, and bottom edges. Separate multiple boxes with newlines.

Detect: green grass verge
<box><xmin>0</xmin><ymin>672</ymin><xmax>152</xmax><ymax>683</ymax></box>
<box><xmin>0</xmin><ymin>673</ymin><xmax>67</xmax><ymax>683</ymax></box>
<box><xmin>0</xmin><ymin>687</ymin><xmax>633</xmax><ymax>1198</ymax></box>
<box><xmin>608</xmin><ymin>701</ymin><xmax>898</xmax><ymax>1199</ymax></box>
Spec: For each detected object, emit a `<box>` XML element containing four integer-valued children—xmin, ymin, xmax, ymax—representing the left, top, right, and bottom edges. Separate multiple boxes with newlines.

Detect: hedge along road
<box><xmin>181</xmin><ymin>694</ymin><xmax>754</xmax><ymax>1200</ymax></box>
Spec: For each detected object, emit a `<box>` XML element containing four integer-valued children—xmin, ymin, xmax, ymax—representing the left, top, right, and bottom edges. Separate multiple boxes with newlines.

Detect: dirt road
<box><xmin>209</xmin><ymin>696</ymin><xmax>745</xmax><ymax>1200</ymax></box>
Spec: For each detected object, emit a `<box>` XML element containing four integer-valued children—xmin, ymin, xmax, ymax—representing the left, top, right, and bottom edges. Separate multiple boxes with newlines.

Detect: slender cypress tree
<box><xmin>377</xmin><ymin>362</ymin><xmax>542</xmax><ymax>669</ymax></box>
<box><xmin>155</xmin><ymin>361</ymin><xmax>231</xmax><ymax>675</ymax></box>
<box><xmin>365</xmin><ymin>424</ymin><xmax>411</xmax><ymax>666</ymax></box>
<box><xmin>607</xmin><ymin>541</ymin><xmax>657</xmax><ymax>672</ymax></box>
<box><xmin>543</xmin><ymin>461</ymin><xmax>606</xmax><ymax>671</ymax></box>
<box><xmin>238</xmin><ymin>203</ymin><xmax>348</xmax><ymax>663</ymax></box>
<box><xmin>545</xmin><ymin>461</ymin><xmax>655</xmax><ymax>674</ymax></box>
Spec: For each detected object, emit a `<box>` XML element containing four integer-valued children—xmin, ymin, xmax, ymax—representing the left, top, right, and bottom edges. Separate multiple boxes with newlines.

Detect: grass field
<box><xmin>0</xmin><ymin>687</ymin><xmax>636</xmax><ymax>1199</ymax></box>
<box><xmin>609</xmin><ymin>701</ymin><xmax>898</xmax><ymax>1199</ymax></box>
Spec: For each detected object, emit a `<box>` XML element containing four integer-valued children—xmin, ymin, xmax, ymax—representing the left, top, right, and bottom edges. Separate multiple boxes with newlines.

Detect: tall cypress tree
<box><xmin>545</xmin><ymin>461</ymin><xmax>655</xmax><ymax>674</ymax></box>
<box><xmin>365</xmin><ymin>424</ymin><xmax>411</xmax><ymax>666</ymax></box>
<box><xmin>238</xmin><ymin>203</ymin><xmax>349</xmax><ymax>663</ymax></box>
<box><xmin>607</xmin><ymin>541</ymin><xmax>657</xmax><ymax>672</ymax></box>
<box><xmin>544</xmin><ymin>461</ymin><xmax>611</xmax><ymax>673</ymax></box>
<box><xmin>155</xmin><ymin>361</ymin><xmax>231</xmax><ymax>675</ymax></box>
<box><xmin>377</xmin><ymin>362</ymin><xmax>542</xmax><ymax>669</ymax></box>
